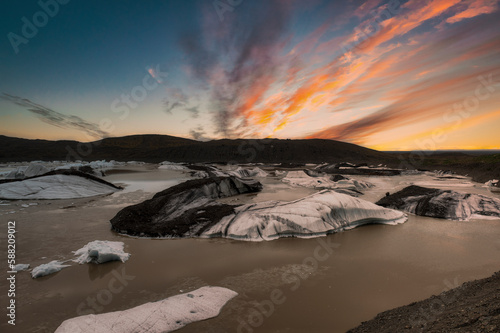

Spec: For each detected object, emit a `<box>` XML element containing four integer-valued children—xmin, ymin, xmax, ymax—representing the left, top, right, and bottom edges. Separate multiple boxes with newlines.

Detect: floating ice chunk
<box><xmin>31</xmin><ymin>260</ymin><xmax>70</xmax><ymax>278</ymax></box>
<box><xmin>73</xmin><ymin>240</ymin><xmax>130</xmax><ymax>264</ymax></box>
<box><xmin>377</xmin><ymin>185</ymin><xmax>500</xmax><ymax>220</ymax></box>
<box><xmin>159</xmin><ymin>161</ymin><xmax>189</xmax><ymax>171</ymax></box>
<box><xmin>282</xmin><ymin>170</ymin><xmax>373</xmax><ymax>191</ymax></box>
<box><xmin>0</xmin><ymin>174</ymin><xmax>120</xmax><ymax>199</ymax></box>
<box><xmin>13</xmin><ymin>264</ymin><xmax>30</xmax><ymax>271</ymax></box>
<box><xmin>54</xmin><ymin>286</ymin><xmax>238</xmax><ymax>333</ymax></box>
<box><xmin>23</xmin><ymin>163</ymin><xmax>50</xmax><ymax>178</ymax></box>
<box><xmin>202</xmin><ymin>190</ymin><xmax>407</xmax><ymax>241</ymax></box>
<box><xmin>226</xmin><ymin>167</ymin><xmax>268</xmax><ymax>178</ymax></box>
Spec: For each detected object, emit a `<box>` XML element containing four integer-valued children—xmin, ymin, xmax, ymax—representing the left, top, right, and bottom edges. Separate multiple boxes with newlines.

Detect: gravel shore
<box><xmin>348</xmin><ymin>271</ymin><xmax>500</xmax><ymax>333</ymax></box>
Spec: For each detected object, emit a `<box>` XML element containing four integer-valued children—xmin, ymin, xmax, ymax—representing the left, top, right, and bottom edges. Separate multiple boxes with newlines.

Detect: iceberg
<box><xmin>226</xmin><ymin>167</ymin><xmax>268</xmax><ymax>178</ymax></box>
<box><xmin>376</xmin><ymin>185</ymin><xmax>500</xmax><ymax>220</ymax></box>
<box><xmin>31</xmin><ymin>260</ymin><xmax>70</xmax><ymax>278</ymax></box>
<box><xmin>73</xmin><ymin>241</ymin><xmax>130</xmax><ymax>264</ymax></box>
<box><xmin>485</xmin><ymin>179</ymin><xmax>500</xmax><ymax>193</ymax></box>
<box><xmin>54</xmin><ymin>286</ymin><xmax>238</xmax><ymax>333</ymax></box>
<box><xmin>158</xmin><ymin>161</ymin><xmax>189</xmax><ymax>171</ymax></box>
<box><xmin>0</xmin><ymin>171</ymin><xmax>121</xmax><ymax>200</ymax></box>
<box><xmin>5</xmin><ymin>162</ymin><xmax>49</xmax><ymax>179</ymax></box>
<box><xmin>110</xmin><ymin>177</ymin><xmax>263</xmax><ymax>237</ymax></box>
<box><xmin>282</xmin><ymin>170</ymin><xmax>373</xmax><ymax>193</ymax></box>
<box><xmin>201</xmin><ymin>190</ymin><xmax>407</xmax><ymax>241</ymax></box>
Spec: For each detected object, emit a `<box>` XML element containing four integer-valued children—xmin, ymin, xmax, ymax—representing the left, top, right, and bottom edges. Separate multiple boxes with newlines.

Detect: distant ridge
<box><xmin>0</xmin><ymin>134</ymin><xmax>394</xmax><ymax>164</ymax></box>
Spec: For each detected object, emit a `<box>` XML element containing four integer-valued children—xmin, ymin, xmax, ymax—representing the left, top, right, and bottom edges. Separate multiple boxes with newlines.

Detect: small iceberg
<box><xmin>158</xmin><ymin>161</ymin><xmax>189</xmax><ymax>171</ymax></box>
<box><xmin>13</xmin><ymin>264</ymin><xmax>30</xmax><ymax>272</ymax></box>
<box><xmin>54</xmin><ymin>286</ymin><xmax>238</xmax><ymax>333</ymax></box>
<box><xmin>73</xmin><ymin>240</ymin><xmax>130</xmax><ymax>264</ymax></box>
<box><xmin>31</xmin><ymin>261</ymin><xmax>70</xmax><ymax>279</ymax></box>
<box><xmin>282</xmin><ymin>170</ymin><xmax>373</xmax><ymax>192</ymax></box>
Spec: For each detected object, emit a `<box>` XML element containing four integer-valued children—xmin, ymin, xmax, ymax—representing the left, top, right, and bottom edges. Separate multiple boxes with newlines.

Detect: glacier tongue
<box><xmin>202</xmin><ymin>190</ymin><xmax>407</xmax><ymax>241</ymax></box>
<box><xmin>54</xmin><ymin>286</ymin><xmax>238</xmax><ymax>333</ymax></box>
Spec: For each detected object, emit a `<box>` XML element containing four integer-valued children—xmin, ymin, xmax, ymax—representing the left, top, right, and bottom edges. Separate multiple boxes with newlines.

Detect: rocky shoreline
<box><xmin>348</xmin><ymin>271</ymin><xmax>500</xmax><ymax>333</ymax></box>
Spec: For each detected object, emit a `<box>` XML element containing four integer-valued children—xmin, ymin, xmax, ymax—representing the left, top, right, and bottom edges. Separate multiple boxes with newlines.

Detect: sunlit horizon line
<box><xmin>2</xmin><ymin>132</ymin><xmax>500</xmax><ymax>154</ymax></box>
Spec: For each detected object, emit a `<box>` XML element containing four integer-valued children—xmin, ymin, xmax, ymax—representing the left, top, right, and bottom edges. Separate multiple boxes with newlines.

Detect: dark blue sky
<box><xmin>1</xmin><ymin>0</ymin><xmax>500</xmax><ymax>150</ymax></box>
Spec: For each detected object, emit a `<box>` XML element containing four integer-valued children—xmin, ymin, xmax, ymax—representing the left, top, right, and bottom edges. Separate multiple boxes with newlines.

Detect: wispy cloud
<box><xmin>172</xmin><ymin>0</ymin><xmax>500</xmax><ymax>146</ymax></box>
<box><xmin>1</xmin><ymin>93</ymin><xmax>109</xmax><ymax>139</ymax></box>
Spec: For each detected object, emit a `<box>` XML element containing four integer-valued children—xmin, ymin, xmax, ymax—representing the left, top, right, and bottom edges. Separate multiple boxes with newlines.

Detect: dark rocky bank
<box><xmin>348</xmin><ymin>271</ymin><xmax>500</xmax><ymax>333</ymax></box>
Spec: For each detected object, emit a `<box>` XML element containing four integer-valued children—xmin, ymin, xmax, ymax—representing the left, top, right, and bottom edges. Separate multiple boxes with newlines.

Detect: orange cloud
<box><xmin>446</xmin><ymin>0</ymin><xmax>499</xmax><ymax>23</ymax></box>
<box><xmin>305</xmin><ymin>66</ymin><xmax>500</xmax><ymax>144</ymax></box>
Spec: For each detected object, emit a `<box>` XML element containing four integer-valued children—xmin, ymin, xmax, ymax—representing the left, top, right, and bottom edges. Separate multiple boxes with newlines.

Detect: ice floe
<box><xmin>282</xmin><ymin>170</ymin><xmax>373</xmax><ymax>192</ymax></box>
<box><xmin>158</xmin><ymin>161</ymin><xmax>189</xmax><ymax>171</ymax></box>
<box><xmin>54</xmin><ymin>286</ymin><xmax>238</xmax><ymax>333</ymax></box>
<box><xmin>226</xmin><ymin>166</ymin><xmax>268</xmax><ymax>178</ymax></box>
<box><xmin>13</xmin><ymin>264</ymin><xmax>30</xmax><ymax>271</ymax></box>
<box><xmin>31</xmin><ymin>260</ymin><xmax>71</xmax><ymax>278</ymax></box>
<box><xmin>0</xmin><ymin>174</ymin><xmax>120</xmax><ymax>199</ymax></box>
<box><xmin>73</xmin><ymin>240</ymin><xmax>130</xmax><ymax>264</ymax></box>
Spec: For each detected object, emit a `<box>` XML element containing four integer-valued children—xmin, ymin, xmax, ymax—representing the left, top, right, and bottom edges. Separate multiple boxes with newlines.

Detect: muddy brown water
<box><xmin>1</xmin><ymin>166</ymin><xmax>499</xmax><ymax>333</ymax></box>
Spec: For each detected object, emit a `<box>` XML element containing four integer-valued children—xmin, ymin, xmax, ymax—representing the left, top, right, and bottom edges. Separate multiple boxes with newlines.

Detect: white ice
<box><xmin>225</xmin><ymin>166</ymin><xmax>268</xmax><ymax>178</ymax></box>
<box><xmin>54</xmin><ymin>286</ymin><xmax>238</xmax><ymax>333</ymax></box>
<box><xmin>31</xmin><ymin>260</ymin><xmax>70</xmax><ymax>278</ymax></box>
<box><xmin>73</xmin><ymin>240</ymin><xmax>130</xmax><ymax>264</ymax></box>
<box><xmin>158</xmin><ymin>161</ymin><xmax>189</xmax><ymax>171</ymax></box>
<box><xmin>202</xmin><ymin>190</ymin><xmax>407</xmax><ymax>241</ymax></box>
<box><xmin>5</xmin><ymin>162</ymin><xmax>49</xmax><ymax>179</ymax></box>
<box><xmin>282</xmin><ymin>170</ymin><xmax>373</xmax><ymax>191</ymax></box>
<box><xmin>0</xmin><ymin>174</ymin><xmax>120</xmax><ymax>199</ymax></box>
<box><xmin>13</xmin><ymin>264</ymin><xmax>30</xmax><ymax>271</ymax></box>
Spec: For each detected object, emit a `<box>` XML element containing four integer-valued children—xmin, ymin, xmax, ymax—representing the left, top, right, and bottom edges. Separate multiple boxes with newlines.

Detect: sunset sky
<box><xmin>1</xmin><ymin>0</ymin><xmax>499</xmax><ymax>150</ymax></box>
